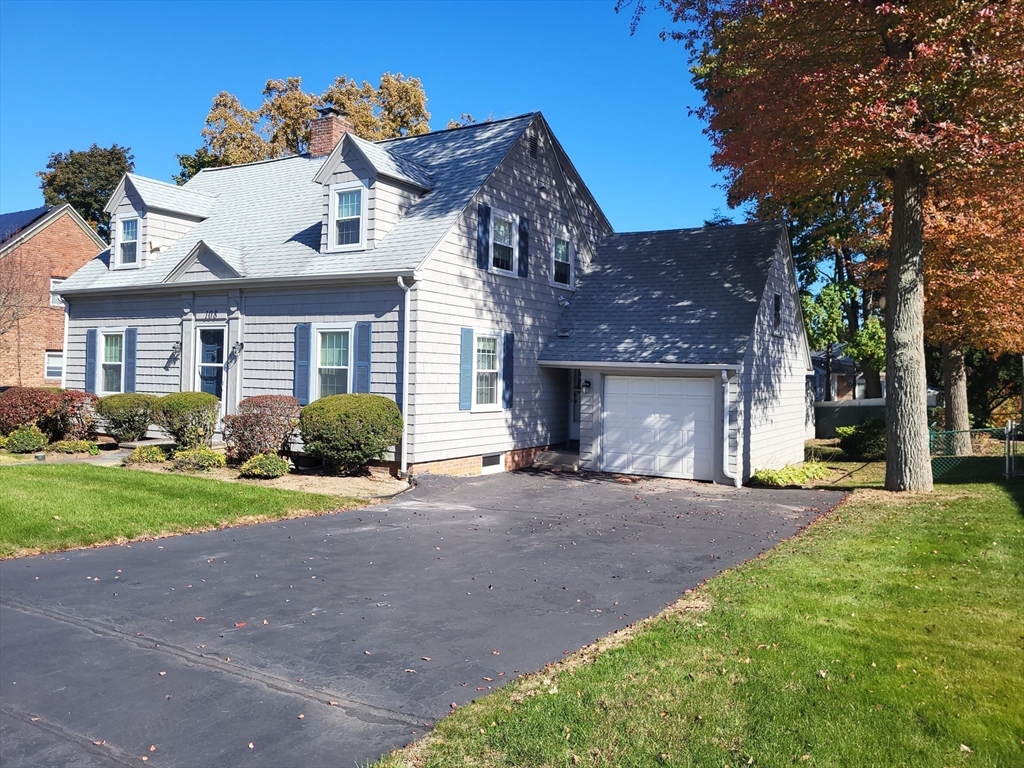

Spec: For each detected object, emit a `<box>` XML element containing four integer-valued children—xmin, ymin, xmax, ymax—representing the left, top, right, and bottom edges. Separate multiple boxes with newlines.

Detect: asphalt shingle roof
<box><xmin>60</xmin><ymin>115</ymin><xmax>535</xmax><ymax>293</ymax></box>
<box><xmin>0</xmin><ymin>206</ymin><xmax>53</xmax><ymax>245</ymax></box>
<box><xmin>349</xmin><ymin>134</ymin><xmax>434</xmax><ymax>190</ymax></box>
<box><xmin>125</xmin><ymin>175</ymin><xmax>217</xmax><ymax>218</ymax></box>
<box><xmin>539</xmin><ymin>221</ymin><xmax>786</xmax><ymax>366</ymax></box>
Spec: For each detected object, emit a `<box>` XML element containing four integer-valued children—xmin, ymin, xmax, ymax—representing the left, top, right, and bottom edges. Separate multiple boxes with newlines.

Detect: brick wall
<box><xmin>407</xmin><ymin>443</ymin><xmax>551</xmax><ymax>477</ymax></box>
<box><xmin>0</xmin><ymin>212</ymin><xmax>101</xmax><ymax>387</ymax></box>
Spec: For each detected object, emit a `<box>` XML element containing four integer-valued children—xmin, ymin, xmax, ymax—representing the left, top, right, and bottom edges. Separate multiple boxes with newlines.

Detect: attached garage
<box><xmin>602</xmin><ymin>376</ymin><xmax>715</xmax><ymax>480</ymax></box>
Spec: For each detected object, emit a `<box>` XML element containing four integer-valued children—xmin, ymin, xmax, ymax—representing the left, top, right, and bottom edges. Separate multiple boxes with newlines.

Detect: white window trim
<box><xmin>488</xmin><ymin>207</ymin><xmax>519</xmax><ymax>277</ymax></box>
<box><xmin>549</xmin><ymin>230</ymin><xmax>574</xmax><ymax>288</ymax></box>
<box><xmin>311</xmin><ymin>322</ymin><xmax>355</xmax><ymax>400</ymax></box>
<box><xmin>49</xmin><ymin>278</ymin><xmax>65</xmax><ymax>306</ymax></box>
<box><xmin>470</xmin><ymin>328</ymin><xmax>503</xmax><ymax>413</ymax></box>
<box><xmin>97</xmin><ymin>328</ymin><xmax>127</xmax><ymax>395</ymax></box>
<box><xmin>44</xmin><ymin>351</ymin><xmax>63</xmax><ymax>381</ymax></box>
<box><xmin>112</xmin><ymin>216</ymin><xmax>142</xmax><ymax>270</ymax></box>
<box><xmin>193</xmin><ymin>324</ymin><xmax>227</xmax><ymax>400</ymax></box>
<box><xmin>326</xmin><ymin>181</ymin><xmax>368</xmax><ymax>253</ymax></box>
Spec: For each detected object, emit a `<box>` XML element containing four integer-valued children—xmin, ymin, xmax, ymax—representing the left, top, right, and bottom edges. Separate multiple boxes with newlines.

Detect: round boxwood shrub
<box><xmin>239</xmin><ymin>452</ymin><xmax>290</xmax><ymax>479</ymax></box>
<box><xmin>0</xmin><ymin>387</ymin><xmax>61</xmax><ymax>436</ymax></box>
<box><xmin>170</xmin><ymin>446</ymin><xmax>226</xmax><ymax>472</ymax></box>
<box><xmin>299</xmin><ymin>394</ymin><xmax>402</xmax><ymax>474</ymax></box>
<box><xmin>96</xmin><ymin>393</ymin><xmax>158</xmax><ymax>443</ymax></box>
<box><xmin>223</xmin><ymin>395</ymin><xmax>300</xmax><ymax>462</ymax></box>
<box><xmin>7</xmin><ymin>425</ymin><xmax>48</xmax><ymax>453</ymax></box>
<box><xmin>153</xmin><ymin>392</ymin><xmax>220</xmax><ymax>448</ymax></box>
<box><xmin>123</xmin><ymin>445</ymin><xmax>169</xmax><ymax>465</ymax></box>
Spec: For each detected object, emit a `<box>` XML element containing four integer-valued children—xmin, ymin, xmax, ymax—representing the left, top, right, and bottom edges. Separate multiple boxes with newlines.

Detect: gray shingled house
<box><xmin>57</xmin><ymin>110</ymin><xmax>810</xmax><ymax>482</ymax></box>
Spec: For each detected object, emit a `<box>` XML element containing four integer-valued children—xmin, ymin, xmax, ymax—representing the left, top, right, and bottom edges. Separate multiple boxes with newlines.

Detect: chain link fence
<box><xmin>929</xmin><ymin>423</ymin><xmax>1020</xmax><ymax>479</ymax></box>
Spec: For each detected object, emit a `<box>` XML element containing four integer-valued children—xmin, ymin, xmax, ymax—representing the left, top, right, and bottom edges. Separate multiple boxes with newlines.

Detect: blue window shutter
<box><xmin>518</xmin><ymin>217</ymin><xmax>529</xmax><ymax>278</ymax></box>
<box><xmin>502</xmin><ymin>332</ymin><xmax>515</xmax><ymax>409</ymax></box>
<box><xmin>459</xmin><ymin>327</ymin><xmax>473</xmax><ymax>411</ymax></box>
<box><xmin>354</xmin><ymin>321</ymin><xmax>372</xmax><ymax>393</ymax></box>
<box><xmin>84</xmin><ymin>329</ymin><xmax>97</xmax><ymax>394</ymax></box>
<box><xmin>124</xmin><ymin>327</ymin><xmax>138</xmax><ymax>393</ymax></box>
<box><xmin>476</xmin><ymin>204</ymin><xmax>491</xmax><ymax>270</ymax></box>
<box><xmin>293</xmin><ymin>323</ymin><xmax>311</xmax><ymax>405</ymax></box>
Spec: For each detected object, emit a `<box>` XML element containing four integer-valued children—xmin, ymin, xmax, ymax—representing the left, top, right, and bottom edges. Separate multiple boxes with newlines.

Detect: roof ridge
<box><xmin>376</xmin><ymin>112</ymin><xmax>538</xmax><ymax>145</ymax></box>
<box><xmin>606</xmin><ymin>220</ymin><xmax>782</xmax><ymax>237</ymax></box>
<box><xmin>195</xmin><ymin>153</ymin><xmax>321</xmax><ymax>175</ymax></box>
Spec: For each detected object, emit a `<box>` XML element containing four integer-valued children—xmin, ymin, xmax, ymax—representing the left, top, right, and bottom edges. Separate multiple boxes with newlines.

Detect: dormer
<box><xmin>311</xmin><ymin>108</ymin><xmax>432</xmax><ymax>253</ymax></box>
<box><xmin>103</xmin><ymin>174</ymin><xmax>215</xmax><ymax>270</ymax></box>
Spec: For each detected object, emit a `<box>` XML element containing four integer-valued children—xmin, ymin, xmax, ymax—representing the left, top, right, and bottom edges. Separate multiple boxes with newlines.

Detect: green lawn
<box><xmin>0</xmin><ymin>464</ymin><xmax>361</xmax><ymax>558</ymax></box>
<box><xmin>379</xmin><ymin>459</ymin><xmax>1023</xmax><ymax>767</ymax></box>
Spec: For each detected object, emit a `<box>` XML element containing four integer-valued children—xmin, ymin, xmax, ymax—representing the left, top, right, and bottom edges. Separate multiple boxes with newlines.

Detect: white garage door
<box><xmin>603</xmin><ymin>376</ymin><xmax>715</xmax><ymax>480</ymax></box>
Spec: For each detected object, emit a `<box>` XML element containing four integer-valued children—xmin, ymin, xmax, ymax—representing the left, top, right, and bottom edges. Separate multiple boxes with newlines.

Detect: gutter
<box><xmin>721</xmin><ymin>370</ymin><xmax>741</xmax><ymax>487</ymax></box>
<box><xmin>397</xmin><ymin>276</ymin><xmax>413</xmax><ymax>477</ymax></box>
<box><xmin>539</xmin><ymin>360</ymin><xmax>737</xmax><ymax>372</ymax></box>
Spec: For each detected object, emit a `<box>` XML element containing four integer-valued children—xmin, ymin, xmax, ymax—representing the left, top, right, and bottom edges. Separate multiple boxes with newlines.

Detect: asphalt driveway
<box><xmin>0</xmin><ymin>470</ymin><xmax>844</xmax><ymax>767</ymax></box>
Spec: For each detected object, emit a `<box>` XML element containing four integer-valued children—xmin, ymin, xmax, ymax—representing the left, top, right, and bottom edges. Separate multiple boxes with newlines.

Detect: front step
<box><xmin>531</xmin><ymin>449</ymin><xmax>580</xmax><ymax>472</ymax></box>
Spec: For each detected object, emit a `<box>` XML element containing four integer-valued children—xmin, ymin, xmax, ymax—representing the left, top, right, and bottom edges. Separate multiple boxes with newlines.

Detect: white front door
<box><xmin>602</xmin><ymin>376</ymin><xmax>715</xmax><ymax>480</ymax></box>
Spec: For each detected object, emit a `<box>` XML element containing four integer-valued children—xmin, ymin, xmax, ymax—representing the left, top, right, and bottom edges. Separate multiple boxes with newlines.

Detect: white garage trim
<box><xmin>601</xmin><ymin>375</ymin><xmax>716</xmax><ymax>480</ymax></box>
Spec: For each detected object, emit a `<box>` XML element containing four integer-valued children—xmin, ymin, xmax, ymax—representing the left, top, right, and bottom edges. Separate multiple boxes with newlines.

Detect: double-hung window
<box><xmin>552</xmin><ymin>236</ymin><xmax>572</xmax><ymax>287</ymax></box>
<box><xmin>490</xmin><ymin>211</ymin><xmax>516</xmax><ymax>274</ymax></box>
<box><xmin>100</xmin><ymin>332</ymin><xmax>124</xmax><ymax>394</ymax></box>
<box><xmin>474</xmin><ymin>333</ymin><xmax>499</xmax><ymax>407</ymax></box>
<box><xmin>119</xmin><ymin>219</ymin><xmax>139</xmax><ymax>266</ymax></box>
<box><xmin>317</xmin><ymin>329</ymin><xmax>350</xmax><ymax>398</ymax></box>
<box><xmin>50</xmin><ymin>278</ymin><xmax>65</xmax><ymax>306</ymax></box>
<box><xmin>328</xmin><ymin>183</ymin><xmax>366</xmax><ymax>251</ymax></box>
<box><xmin>45</xmin><ymin>351</ymin><xmax>63</xmax><ymax>380</ymax></box>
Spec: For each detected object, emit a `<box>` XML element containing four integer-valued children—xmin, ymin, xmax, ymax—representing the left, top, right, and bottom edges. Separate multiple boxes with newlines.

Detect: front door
<box><xmin>196</xmin><ymin>327</ymin><xmax>226</xmax><ymax>400</ymax></box>
<box><xmin>568</xmin><ymin>369</ymin><xmax>582</xmax><ymax>442</ymax></box>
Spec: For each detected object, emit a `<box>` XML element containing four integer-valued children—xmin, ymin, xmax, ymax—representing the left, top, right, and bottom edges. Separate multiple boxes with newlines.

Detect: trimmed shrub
<box><xmin>153</xmin><ymin>392</ymin><xmax>220</xmax><ymax>448</ymax></box>
<box><xmin>171</xmin><ymin>446</ymin><xmax>226</xmax><ymax>472</ymax></box>
<box><xmin>239</xmin><ymin>452</ymin><xmax>290</xmax><ymax>479</ymax></box>
<box><xmin>123</xmin><ymin>445</ymin><xmax>169</xmax><ymax>465</ymax></box>
<box><xmin>0</xmin><ymin>435</ymin><xmax>7</xmax><ymax>450</ymax></box>
<box><xmin>48</xmin><ymin>439</ymin><xmax>100</xmax><ymax>455</ymax></box>
<box><xmin>0</xmin><ymin>387</ymin><xmax>61</xmax><ymax>436</ymax></box>
<box><xmin>299</xmin><ymin>394</ymin><xmax>402</xmax><ymax>474</ymax></box>
<box><xmin>7</xmin><ymin>425</ymin><xmax>48</xmax><ymax>453</ymax></box>
<box><xmin>97</xmin><ymin>393</ymin><xmax>158</xmax><ymax>444</ymax></box>
<box><xmin>223</xmin><ymin>395</ymin><xmax>300</xmax><ymax>462</ymax></box>
<box><xmin>836</xmin><ymin>420</ymin><xmax>887</xmax><ymax>460</ymax></box>
<box><xmin>751</xmin><ymin>461</ymin><xmax>832</xmax><ymax>487</ymax></box>
<box><xmin>39</xmin><ymin>390</ymin><xmax>98</xmax><ymax>441</ymax></box>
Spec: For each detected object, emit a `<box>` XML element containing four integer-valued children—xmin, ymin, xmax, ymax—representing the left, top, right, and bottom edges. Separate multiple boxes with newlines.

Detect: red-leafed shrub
<box><xmin>0</xmin><ymin>387</ymin><xmax>61</xmax><ymax>436</ymax></box>
<box><xmin>223</xmin><ymin>395</ymin><xmax>300</xmax><ymax>462</ymax></box>
<box><xmin>39</xmin><ymin>390</ymin><xmax>98</xmax><ymax>440</ymax></box>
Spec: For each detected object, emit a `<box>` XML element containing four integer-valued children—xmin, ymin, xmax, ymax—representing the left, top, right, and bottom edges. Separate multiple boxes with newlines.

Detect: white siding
<box><xmin>742</xmin><ymin>242</ymin><xmax>809</xmax><ymax>477</ymax></box>
<box><xmin>146</xmin><ymin>210</ymin><xmax>202</xmax><ymax>263</ymax></box>
<box><xmin>408</xmin><ymin>126</ymin><xmax>612</xmax><ymax>464</ymax></box>
<box><xmin>319</xmin><ymin>146</ymin><xmax>375</xmax><ymax>251</ymax></box>
<box><xmin>373</xmin><ymin>180</ymin><xmax>419</xmax><ymax>245</ymax></box>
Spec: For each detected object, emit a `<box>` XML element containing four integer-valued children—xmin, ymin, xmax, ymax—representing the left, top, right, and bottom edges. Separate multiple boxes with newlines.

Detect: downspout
<box><xmin>397</xmin><ymin>276</ymin><xmax>412</xmax><ymax>477</ymax></box>
<box><xmin>722</xmin><ymin>370</ymin><xmax>741</xmax><ymax>487</ymax></box>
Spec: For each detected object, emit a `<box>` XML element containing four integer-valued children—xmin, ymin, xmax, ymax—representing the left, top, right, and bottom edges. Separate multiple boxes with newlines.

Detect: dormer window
<box><xmin>117</xmin><ymin>218</ymin><xmax>139</xmax><ymax>268</ymax></box>
<box><xmin>327</xmin><ymin>182</ymin><xmax>367</xmax><ymax>251</ymax></box>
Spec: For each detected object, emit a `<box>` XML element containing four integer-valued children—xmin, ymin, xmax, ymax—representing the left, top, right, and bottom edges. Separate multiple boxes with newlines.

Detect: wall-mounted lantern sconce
<box><xmin>232</xmin><ymin>341</ymin><xmax>244</xmax><ymax>355</ymax></box>
<box><xmin>581</xmin><ymin>379</ymin><xmax>591</xmax><ymax>394</ymax></box>
<box><xmin>170</xmin><ymin>341</ymin><xmax>182</xmax><ymax>357</ymax></box>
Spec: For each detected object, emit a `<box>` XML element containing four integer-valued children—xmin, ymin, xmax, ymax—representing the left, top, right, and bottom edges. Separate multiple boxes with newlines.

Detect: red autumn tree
<box><xmin>630</xmin><ymin>0</ymin><xmax>1024</xmax><ymax>491</ymax></box>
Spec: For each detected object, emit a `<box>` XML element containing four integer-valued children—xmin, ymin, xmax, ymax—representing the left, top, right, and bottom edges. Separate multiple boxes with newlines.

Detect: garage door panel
<box><xmin>603</xmin><ymin>376</ymin><xmax>715</xmax><ymax>481</ymax></box>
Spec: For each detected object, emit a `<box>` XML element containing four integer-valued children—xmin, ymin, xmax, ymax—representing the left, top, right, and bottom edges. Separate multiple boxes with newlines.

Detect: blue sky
<box><xmin>0</xmin><ymin>0</ymin><xmax>732</xmax><ymax>231</ymax></box>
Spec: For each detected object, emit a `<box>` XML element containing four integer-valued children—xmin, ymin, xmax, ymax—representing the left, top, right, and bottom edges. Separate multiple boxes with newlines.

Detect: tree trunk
<box><xmin>824</xmin><ymin>344</ymin><xmax>834</xmax><ymax>401</ymax></box>
<box><xmin>942</xmin><ymin>343</ymin><xmax>972</xmax><ymax>455</ymax></box>
<box><xmin>884</xmin><ymin>159</ymin><xmax>933</xmax><ymax>492</ymax></box>
<box><xmin>863</xmin><ymin>367</ymin><xmax>883</xmax><ymax>399</ymax></box>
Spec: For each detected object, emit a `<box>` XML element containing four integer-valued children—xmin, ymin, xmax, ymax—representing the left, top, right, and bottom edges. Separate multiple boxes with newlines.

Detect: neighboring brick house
<box><xmin>0</xmin><ymin>204</ymin><xmax>106</xmax><ymax>387</ymax></box>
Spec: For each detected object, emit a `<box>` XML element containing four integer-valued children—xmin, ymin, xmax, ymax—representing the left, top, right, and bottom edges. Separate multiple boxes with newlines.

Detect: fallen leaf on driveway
<box><xmin>297</xmin><ymin>714</ymin><xmax>304</xmax><ymax>719</ymax></box>
<box><xmin>328</xmin><ymin>701</ymin><xmax>339</xmax><ymax>706</ymax></box>
<box><xmin>149</xmin><ymin>745</ymin><xmax>156</xmax><ymax>752</ymax></box>
<box><xmin>421</xmin><ymin>657</ymin><xmax>431</xmax><ymax>661</ymax></box>
<box><xmin>158</xmin><ymin>671</ymin><xmax>166</xmax><ymax>677</ymax></box>
<box><xmin>194</xmin><ymin>617</ymin><xmax>205</xmax><ymax>621</ymax></box>
<box><xmin>92</xmin><ymin>740</ymin><xmax>105</xmax><ymax>746</ymax></box>
<box><xmin>492</xmin><ymin>650</ymin><xmax>500</xmax><ymax>655</ymax></box>
<box><xmin>248</xmin><ymin>742</ymin><xmax>254</xmax><ymax>749</ymax></box>
<box><xmin>234</xmin><ymin>622</ymin><xmax>246</xmax><ymax>628</ymax></box>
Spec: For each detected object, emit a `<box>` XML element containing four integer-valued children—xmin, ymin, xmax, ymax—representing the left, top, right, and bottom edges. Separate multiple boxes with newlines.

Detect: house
<box><xmin>56</xmin><ymin>110</ymin><xmax>811</xmax><ymax>483</ymax></box>
<box><xmin>0</xmin><ymin>204</ymin><xmax>107</xmax><ymax>387</ymax></box>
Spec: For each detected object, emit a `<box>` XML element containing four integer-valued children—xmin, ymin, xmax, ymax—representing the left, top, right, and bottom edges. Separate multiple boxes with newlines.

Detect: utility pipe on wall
<box><xmin>397</xmin><ymin>276</ymin><xmax>412</xmax><ymax>477</ymax></box>
<box><xmin>722</xmin><ymin>370</ymin><xmax>741</xmax><ymax>487</ymax></box>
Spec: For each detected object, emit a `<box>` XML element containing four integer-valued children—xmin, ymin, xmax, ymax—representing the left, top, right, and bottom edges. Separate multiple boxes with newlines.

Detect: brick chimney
<box><xmin>310</xmin><ymin>106</ymin><xmax>354</xmax><ymax>158</ymax></box>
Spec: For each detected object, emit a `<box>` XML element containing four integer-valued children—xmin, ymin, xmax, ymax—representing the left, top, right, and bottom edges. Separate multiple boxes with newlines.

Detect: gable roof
<box><xmin>0</xmin><ymin>203</ymin><xmax>107</xmax><ymax>254</ymax></box>
<box><xmin>540</xmin><ymin>221</ymin><xmax>789</xmax><ymax>367</ymax></box>
<box><xmin>103</xmin><ymin>173</ymin><xmax>217</xmax><ymax>219</ymax></box>
<box><xmin>314</xmin><ymin>133</ymin><xmax>434</xmax><ymax>191</ymax></box>
<box><xmin>60</xmin><ymin>114</ymin><xmax>538</xmax><ymax>294</ymax></box>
